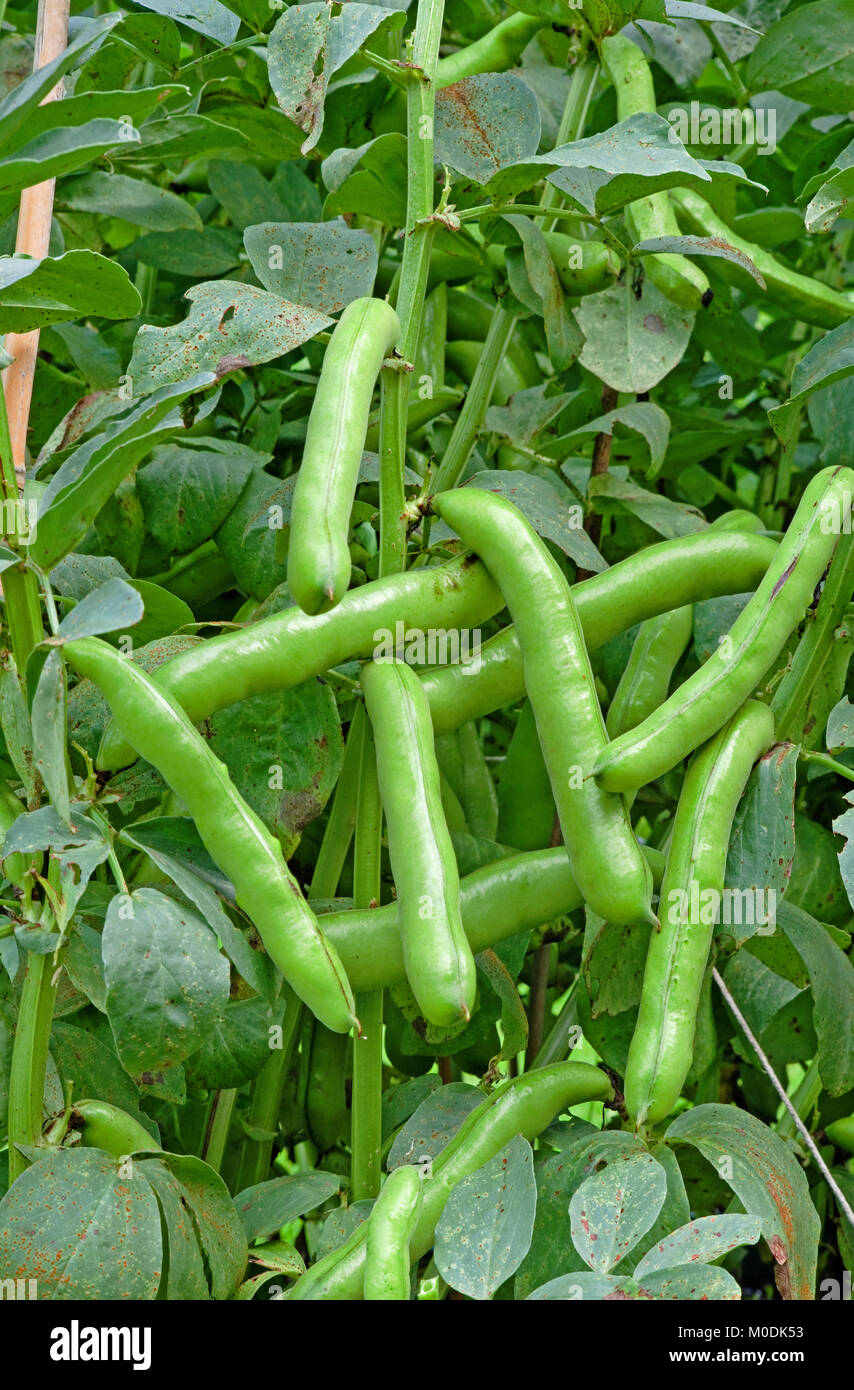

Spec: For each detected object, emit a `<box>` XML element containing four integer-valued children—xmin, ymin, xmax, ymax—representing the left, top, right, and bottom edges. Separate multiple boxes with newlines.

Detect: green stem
<box><xmin>308</xmin><ymin>704</ymin><xmax>365</xmax><ymax>901</ymax></box>
<box><xmin>539</xmin><ymin>55</ymin><xmax>600</xmax><ymax>232</ymax></box>
<box><xmin>378</xmin><ymin>0</ymin><xmax>445</xmax><ymax>577</ymax></box>
<box><xmin>457</xmin><ymin>203</ymin><xmax>596</xmax><ymax>225</ymax></box>
<box><xmin>700</xmin><ymin>21</ymin><xmax>749</xmax><ymax>104</ymax></box>
<box><xmin>7</xmin><ymin>947</ymin><xmax>59</xmax><ymax>1183</ymax></box>
<box><xmin>431</xmin><ymin>304</ymin><xmax>515</xmax><ymax>491</ymax></box>
<box><xmin>530</xmin><ymin>983</ymin><xmax>578</xmax><ymax>1070</ymax></box>
<box><xmin>799</xmin><ymin>749</ymin><xmax>854</xmax><ymax>782</ymax></box>
<box><xmin>201</xmin><ymin>1087</ymin><xmax>237</xmax><ymax>1174</ymax></box>
<box><xmin>350</xmin><ymin>717</ymin><xmax>384</xmax><ymax>1202</ymax></box>
<box><xmin>234</xmin><ymin>987</ymin><xmax>302</xmax><ymax>1192</ymax></box>
<box><xmin>133</xmin><ymin>261</ymin><xmax>158</xmax><ymax>317</ymax></box>
<box><xmin>773</xmin><ymin>403</ymin><xmax>802</xmax><ymax>510</ymax></box>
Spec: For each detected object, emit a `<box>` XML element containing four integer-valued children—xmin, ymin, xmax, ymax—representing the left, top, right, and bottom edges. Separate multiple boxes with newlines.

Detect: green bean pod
<box><xmin>601</xmin><ymin>34</ymin><xmax>711</xmax><ymax>310</ymax></box>
<box><xmin>625</xmin><ymin>700</ymin><xmax>775</xmax><ymax>1128</ymax></box>
<box><xmin>496</xmin><ymin>700</ymin><xmax>555</xmax><ymax>851</ymax></box>
<box><xmin>542</xmin><ymin>231</ymin><xmax>622</xmax><ymax>297</ymax></box>
<box><xmin>361</xmin><ymin>659</ymin><xmax>476</xmax><ymax>1026</ymax></box>
<box><xmin>65</xmin><ymin>638</ymin><xmax>358</xmax><ymax>1034</ymax></box>
<box><xmin>432</xmin><ymin>487</ymin><xmax>654</xmax><ymax>928</ymax></box>
<box><xmin>826</xmin><ymin>1116</ymin><xmax>854</xmax><ymax>1155</ymax></box>
<box><xmin>73</xmin><ymin>1098</ymin><xmax>162</xmax><ymax>1156</ymax></box>
<box><xmin>98</xmin><ymin>531</ymin><xmax>779</xmax><ymax>771</ymax></box>
<box><xmin>306</xmin><ymin>1024</ymin><xmax>350</xmax><ymax>1153</ymax></box>
<box><xmin>435</xmin><ymin>721</ymin><xmax>498</xmax><ymax>840</ymax></box>
<box><xmin>363</xmin><ymin>1165</ymin><xmax>423</xmax><ymax>1300</ymax></box>
<box><xmin>593</xmin><ymin>466</ymin><xmax>854</xmax><ymax>793</ymax></box>
<box><xmin>322</xmin><ymin>843</ymin><xmax>664</xmax><ymax>994</ymax></box>
<box><xmin>671</xmin><ymin>188</ymin><xmax>854</xmax><ymax>331</ymax></box>
<box><xmin>288</xmin><ymin>1061</ymin><xmax>614</xmax><ymax>1300</ymax></box>
<box><xmin>98</xmin><ymin>553</ymin><xmax>505</xmax><ymax>771</ymax></box>
<box><xmin>435</xmin><ymin>12</ymin><xmax>545</xmax><ymax>88</ymax></box>
<box><xmin>288</xmin><ymin>297</ymin><xmax>400</xmax><ymax>615</ymax></box>
<box><xmin>707</xmin><ymin>509</ymin><xmax>764</xmax><ymax>534</ymax></box>
<box><xmin>606</xmin><ymin>605</ymin><xmax>693</xmax><ymax>740</ymax></box>
<box><xmin>423</xmin><ymin>530</ymin><xmax>778</xmax><ymax>734</ymax></box>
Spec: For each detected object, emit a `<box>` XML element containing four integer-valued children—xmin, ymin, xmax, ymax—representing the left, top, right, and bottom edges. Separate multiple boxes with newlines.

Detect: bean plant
<box><xmin>0</xmin><ymin>0</ymin><xmax>852</xmax><ymax>1307</ymax></box>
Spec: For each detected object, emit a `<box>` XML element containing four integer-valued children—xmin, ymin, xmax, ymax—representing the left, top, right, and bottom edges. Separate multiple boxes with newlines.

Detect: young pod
<box><xmin>432</xmin><ymin>487</ymin><xmax>655</xmax><ymax>928</ymax></box>
<box><xmin>361</xmin><ymin>658</ymin><xmax>476</xmax><ymax>1026</ymax></box>
<box><xmin>288</xmin><ymin>297</ymin><xmax>400</xmax><ymax>615</ymax></box>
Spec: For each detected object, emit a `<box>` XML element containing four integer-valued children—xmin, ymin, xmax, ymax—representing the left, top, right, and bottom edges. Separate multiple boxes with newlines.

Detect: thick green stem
<box><xmin>7</xmin><ymin>947</ymin><xmax>58</xmax><ymax>1183</ymax></box>
<box><xmin>0</xmin><ymin>388</ymin><xmax>43</xmax><ymax>679</ymax></box>
<box><xmin>235</xmin><ymin>989</ymin><xmax>302</xmax><ymax>1191</ymax></box>
<box><xmin>309</xmin><ymin>704</ymin><xmax>366</xmax><ymax>900</ymax></box>
<box><xmin>539</xmin><ymin>56</ymin><xmax>600</xmax><ymax>232</ymax></box>
<box><xmin>431</xmin><ymin>305</ymin><xmax>515</xmax><ymax>491</ymax></box>
<box><xmin>350</xmin><ymin>717</ymin><xmax>384</xmax><ymax>1202</ymax></box>
<box><xmin>201</xmin><ymin>1087</ymin><xmax>238</xmax><ymax>1175</ymax></box>
<box><xmin>378</xmin><ymin>0</ymin><xmax>445</xmax><ymax>577</ymax></box>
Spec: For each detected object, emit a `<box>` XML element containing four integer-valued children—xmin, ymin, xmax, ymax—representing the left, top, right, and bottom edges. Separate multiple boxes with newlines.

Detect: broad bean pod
<box><xmin>288</xmin><ymin>297</ymin><xmax>400</xmax><ymax>615</ymax></box>
<box><xmin>73</xmin><ymin>1098</ymin><xmax>162</xmax><ymax>1156</ymax></box>
<box><xmin>432</xmin><ymin>487</ymin><xmax>655</xmax><ymax>928</ymax></box>
<box><xmin>592</xmin><ymin>466</ymin><xmax>854</xmax><ymax>793</ymax></box>
<box><xmin>363</xmin><ymin>1165</ymin><xmax>423</xmax><ymax>1301</ymax></box>
<box><xmin>671</xmin><ymin>188</ymin><xmax>854</xmax><ymax>331</ymax></box>
<box><xmin>601</xmin><ymin>34</ymin><xmax>711</xmax><ymax>310</ymax></box>
<box><xmin>322</xmin><ymin>844</ymin><xmax>665</xmax><ymax>994</ymax></box>
<box><xmin>65</xmin><ymin>638</ymin><xmax>358</xmax><ymax>1034</ymax></box>
<box><xmin>435</xmin><ymin>13</ymin><xmax>545</xmax><ymax>88</ymax></box>
<box><xmin>496</xmin><ymin>699</ymin><xmax>556</xmax><ymax>851</ymax></box>
<box><xmin>288</xmin><ymin>1062</ymin><xmax>614</xmax><ymax>1299</ymax></box>
<box><xmin>606</xmin><ymin>605</ymin><xmax>693</xmax><ymax>739</ymax></box>
<box><xmin>98</xmin><ymin>531</ymin><xmax>779</xmax><ymax>771</ymax></box>
<box><xmin>625</xmin><ymin>700</ymin><xmax>775</xmax><ymax>1127</ymax></box>
<box><xmin>361</xmin><ymin>659</ymin><xmax>476</xmax><ymax>1027</ymax></box>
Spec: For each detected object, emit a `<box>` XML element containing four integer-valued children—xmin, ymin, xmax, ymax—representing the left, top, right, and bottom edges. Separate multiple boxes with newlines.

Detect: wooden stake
<box><xmin>1</xmin><ymin>0</ymin><xmax>71</xmax><ymax>485</ymax></box>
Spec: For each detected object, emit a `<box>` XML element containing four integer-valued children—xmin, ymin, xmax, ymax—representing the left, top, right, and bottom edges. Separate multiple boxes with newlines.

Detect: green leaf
<box><xmin>120</xmin><ymin>817</ymin><xmax>276</xmax><ymax>1003</ymax></box>
<box><xmin>633</xmin><ymin>233</ymin><xmax>766</xmax><ymax>288</ymax></box>
<box><xmin>0</xmin><ymin>1148</ymin><xmax>163</xmax><ymax>1299</ymax></box>
<box><xmin>527</xmin><ymin>1270</ymin><xmax>628</xmax><ymax>1299</ymax></box>
<box><xmin>133</xmin><ymin>227</ymin><xmax>242</xmax><ymax>277</ymax></box>
<box><xmin>234</xmin><ymin>1171</ymin><xmax>341</xmax><ymax>1241</ymax></box>
<box><xmin>560</xmin><ymin>402</ymin><xmax>671</xmax><ymax>478</ymax></box>
<box><xmin>570</xmin><ymin>1152</ymin><xmax>668</xmax><ymax>1274</ymax></box>
<box><xmin>103</xmin><ymin>886</ymin><xmax>231</xmax><ymax>1074</ymax></box>
<box><xmin>0</xmin><ymin>120</ymin><xmax>137</xmax><ymax>199</ymax></box>
<box><xmin>500</xmin><ymin>214</ymin><xmax>581</xmax><ymax>370</ymax></box>
<box><xmin>769</xmin><ymin>318</ymin><xmax>854</xmax><ymax>444</ymax></box>
<box><xmin>267</xmin><ymin>1</ymin><xmax>406</xmax><ymax>154</ymax></box>
<box><xmin>0</xmin><ymin>15</ymin><xmax>121</xmax><ymax>154</ymax></box>
<box><xmin>435</xmin><ymin>73</ymin><xmax>541</xmax><ymax>185</ymax></box>
<box><xmin>746</xmin><ymin>0</ymin><xmax>854</xmax><ymax>113</ymax></box>
<box><xmin>634</xmin><ymin>1263</ymin><xmax>742</xmax><ymax>1298</ymax></box>
<box><xmin>244</xmin><ymin>220</ymin><xmax>378</xmax><ymax>316</ymax></box>
<box><xmin>31</xmin><ymin>651</ymin><xmax>70</xmax><ymax>827</ymax></box>
<box><xmin>29</xmin><ymin>374</ymin><xmax>215</xmax><ymax>570</ymax></box>
<box><xmin>137</xmin><ymin>1159</ymin><xmax>209</xmax><ymax>1298</ymax></box>
<box><xmin>786</xmin><ymin>812</ymin><xmax>852</xmax><ymax>926</ymax></box>
<box><xmin>142</xmin><ymin>1151</ymin><xmax>247</xmax><ymax>1300</ymax></box>
<box><xmin>136</xmin><ymin>441</ymin><xmax>256</xmax><ymax>553</ymax></box>
<box><xmin>58</xmin><ymin>577</ymin><xmax>144</xmax><ymax>640</ymax></box>
<box><xmin>187</xmin><ymin>995</ymin><xmax>278</xmax><ymax>1089</ymax></box>
<box><xmin>435</xmin><ymin>1136</ymin><xmax>537</xmax><ymax>1299</ymax></box>
<box><xmin>586</xmin><ymin>471</ymin><xmax>706</xmax><ymax>539</ymax></box>
<box><xmin>322</xmin><ymin>133</ymin><xmax>408</xmax><ymax>225</ymax></box>
<box><xmin>575</xmin><ymin>277</ymin><xmax>695</xmax><ymax>394</ymax></box>
<box><xmin>128</xmin><ymin>282</ymin><xmax>331</xmax><ymax>393</ymax></box>
<box><xmin>60</xmin><ymin>170</ymin><xmax>201</xmax><ymax>231</ymax></box>
<box><xmin>387</xmin><ymin>1084</ymin><xmax>482</xmax><ymax>1171</ymax></box>
<box><xmin>134</xmin><ymin>0</ymin><xmax>240</xmax><ymax>46</ymax></box>
<box><xmin>633</xmin><ymin>1213</ymin><xmax>762</xmax><ymax>1277</ymax></box>
<box><xmin>475</xmin><ymin>949</ymin><xmax>527</xmax><ymax>1059</ymax></box>
<box><xmin>777</xmin><ymin>901</ymin><xmax>854</xmax><ymax>1095</ymax></box>
<box><xmin>666</xmin><ymin>1103</ymin><xmax>821</xmax><ymax>1299</ymax></box>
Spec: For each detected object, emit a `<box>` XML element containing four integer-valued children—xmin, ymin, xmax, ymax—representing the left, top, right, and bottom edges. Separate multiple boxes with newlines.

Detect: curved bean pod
<box><xmin>625</xmin><ymin>700</ymin><xmax>776</xmax><ymax>1127</ymax></box>
<box><xmin>361</xmin><ymin>659</ymin><xmax>476</xmax><ymax>1026</ymax></box>
<box><xmin>322</xmin><ymin>843</ymin><xmax>664</xmax><ymax>994</ymax></box>
<box><xmin>432</xmin><ymin>487</ymin><xmax>654</xmax><ymax>927</ymax></box>
<box><xmin>593</xmin><ymin>466</ymin><xmax>854</xmax><ymax>793</ymax></box>
<box><xmin>363</xmin><ymin>1165</ymin><xmax>423</xmax><ymax>1301</ymax></box>
<box><xmin>288</xmin><ymin>297</ymin><xmax>400</xmax><ymax>615</ymax></box>
<box><xmin>288</xmin><ymin>1062</ymin><xmax>614</xmax><ymax>1300</ymax></box>
<box><xmin>66</xmin><ymin>638</ymin><xmax>358</xmax><ymax>1034</ymax></box>
<box><xmin>98</xmin><ymin>531</ymin><xmax>779</xmax><ymax>771</ymax></box>
<box><xmin>606</xmin><ymin>605</ymin><xmax>694</xmax><ymax>740</ymax></box>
